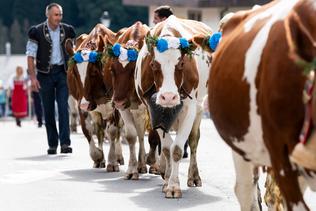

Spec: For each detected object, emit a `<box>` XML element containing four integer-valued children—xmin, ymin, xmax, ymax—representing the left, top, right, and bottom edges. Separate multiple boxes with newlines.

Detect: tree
<box><xmin>10</xmin><ymin>19</ymin><xmax>26</xmax><ymax>54</ymax></box>
<box><xmin>0</xmin><ymin>0</ymin><xmax>148</xmax><ymax>50</ymax></box>
<box><xmin>0</xmin><ymin>19</ymin><xmax>9</xmax><ymax>54</ymax></box>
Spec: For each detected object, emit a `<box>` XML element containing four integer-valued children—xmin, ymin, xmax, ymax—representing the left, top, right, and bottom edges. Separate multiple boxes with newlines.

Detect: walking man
<box><xmin>26</xmin><ymin>3</ymin><xmax>75</xmax><ymax>154</ymax></box>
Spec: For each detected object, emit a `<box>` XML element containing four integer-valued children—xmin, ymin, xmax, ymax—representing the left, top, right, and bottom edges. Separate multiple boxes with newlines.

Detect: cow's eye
<box><xmin>150</xmin><ymin>60</ymin><xmax>159</xmax><ymax>71</ymax></box>
<box><xmin>176</xmin><ymin>60</ymin><xmax>185</xmax><ymax>70</ymax></box>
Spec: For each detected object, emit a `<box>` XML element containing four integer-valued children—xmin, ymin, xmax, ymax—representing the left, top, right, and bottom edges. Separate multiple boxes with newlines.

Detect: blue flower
<box><xmin>112</xmin><ymin>43</ymin><xmax>121</xmax><ymax>57</ymax></box>
<box><xmin>73</xmin><ymin>52</ymin><xmax>83</xmax><ymax>63</ymax></box>
<box><xmin>179</xmin><ymin>38</ymin><xmax>189</xmax><ymax>49</ymax></box>
<box><xmin>127</xmin><ymin>49</ymin><xmax>138</xmax><ymax>62</ymax></box>
<box><xmin>156</xmin><ymin>38</ymin><xmax>168</xmax><ymax>53</ymax></box>
<box><xmin>209</xmin><ymin>32</ymin><xmax>222</xmax><ymax>51</ymax></box>
<box><xmin>88</xmin><ymin>51</ymin><xmax>98</xmax><ymax>63</ymax></box>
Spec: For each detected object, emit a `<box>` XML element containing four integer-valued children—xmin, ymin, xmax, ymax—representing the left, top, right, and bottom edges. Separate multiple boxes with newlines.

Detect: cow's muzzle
<box><xmin>147</xmin><ymin>93</ymin><xmax>183</xmax><ymax>133</ymax></box>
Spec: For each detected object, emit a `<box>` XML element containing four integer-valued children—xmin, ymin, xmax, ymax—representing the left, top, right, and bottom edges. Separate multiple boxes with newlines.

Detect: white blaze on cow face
<box><xmin>76</xmin><ymin>62</ymin><xmax>89</xmax><ymax>86</ymax></box>
<box><xmin>76</xmin><ymin>61</ymin><xmax>90</xmax><ymax>110</ymax></box>
<box><xmin>233</xmin><ymin>0</ymin><xmax>298</xmax><ymax>166</ymax></box>
<box><xmin>154</xmin><ymin>48</ymin><xmax>181</xmax><ymax>107</ymax></box>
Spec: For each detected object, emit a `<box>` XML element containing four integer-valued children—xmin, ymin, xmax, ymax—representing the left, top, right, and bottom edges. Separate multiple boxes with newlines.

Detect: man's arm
<box><xmin>26</xmin><ymin>40</ymin><xmax>40</xmax><ymax>91</ymax></box>
<box><xmin>27</xmin><ymin>56</ymin><xmax>41</xmax><ymax>92</ymax></box>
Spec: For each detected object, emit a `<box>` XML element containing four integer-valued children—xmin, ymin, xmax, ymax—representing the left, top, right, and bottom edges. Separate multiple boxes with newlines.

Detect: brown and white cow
<box><xmin>135</xmin><ymin>15</ymin><xmax>212</xmax><ymax>198</ymax></box>
<box><xmin>66</xmin><ymin>24</ymin><xmax>124</xmax><ymax>170</ymax></box>
<box><xmin>108</xmin><ymin>21</ymin><xmax>151</xmax><ymax>179</ymax></box>
<box><xmin>201</xmin><ymin>0</ymin><xmax>316</xmax><ymax>210</ymax></box>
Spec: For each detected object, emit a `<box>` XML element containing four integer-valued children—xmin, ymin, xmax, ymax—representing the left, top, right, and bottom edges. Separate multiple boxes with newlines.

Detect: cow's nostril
<box><xmin>162</xmin><ymin>96</ymin><xmax>165</xmax><ymax>100</ymax></box>
<box><xmin>172</xmin><ymin>95</ymin><xmax>176</xmax><ymax>100</ymax></box>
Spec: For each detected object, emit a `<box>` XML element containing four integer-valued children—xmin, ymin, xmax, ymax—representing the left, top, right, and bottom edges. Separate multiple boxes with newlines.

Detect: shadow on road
<box><xmin>15</xmin><ymin>154</ymin><xmax>71</xmax><ymax>161</ymax></box>
<box><xmin>61</xmin><ymin>168</ymin><xmax>223</xmax><ymax>210</ymax></box>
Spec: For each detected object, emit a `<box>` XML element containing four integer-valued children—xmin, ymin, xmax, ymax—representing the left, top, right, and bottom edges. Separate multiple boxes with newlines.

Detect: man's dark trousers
<box><xmin>37</xmin><ymin>65</ymin><xmax>70</xmax><ymax>148</ymax></box>
<box><xmin>32</xmin><ymin>91</ymin><xmax>43</xmax><ymax>125</ymax></box>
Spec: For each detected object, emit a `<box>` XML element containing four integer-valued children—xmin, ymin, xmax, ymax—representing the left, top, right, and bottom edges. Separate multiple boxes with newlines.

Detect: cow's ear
<box><xmin>191</xmin><ymin>34</ymin><xmax>213</xmax><ymax>54</ymax></box>
<box><xmin>75</xmin><ymin>34</ymin><xmax>88</xmax><ymax>50</ymax></box>
<box><xmin>97</xmin><ymin>35</ymin><xmax>105</xmax><ymax>52</ymax></box>
<box><xmin>285</xmin><ymin>11</ymin><xmax>316</xmax><ymax>62</ymax></box>
<box><xmin>65</xmin><ymin>38</ymin><xmax>74</xmax><ymax>56</ymax></box>
<box><xmin>191</xmin><ymin>34</ymin><xmax>205</xmax><ymax>49</ymax></box>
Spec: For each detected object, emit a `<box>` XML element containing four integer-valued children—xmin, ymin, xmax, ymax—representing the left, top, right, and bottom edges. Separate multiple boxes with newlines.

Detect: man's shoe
<box><xmin>47</xmin><ymin>148</ymin><xmax>57</xmax><ymax>155</ymax></box>
<box><xmin>61</xmin><ymin>145</ymin><xmax>72</xmax><ymax>154</ymax></box>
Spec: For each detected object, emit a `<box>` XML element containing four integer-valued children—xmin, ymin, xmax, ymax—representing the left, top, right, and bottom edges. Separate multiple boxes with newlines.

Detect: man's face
<box><xmin>47</xmin><ymin>6</ymin><xmax>63</xmax><ymax>28</ymax></box>
<box><xmin>153</xmin><ymin>12</ymin><xmax>166</xmax><ymax>25</ymax></box>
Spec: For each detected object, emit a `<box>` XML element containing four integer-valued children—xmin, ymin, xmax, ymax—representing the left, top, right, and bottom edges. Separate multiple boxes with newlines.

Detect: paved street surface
<box><xmin>0</xmin><ymin>119</ymin><xmax>315</xmax><ymax>211</ymax></box>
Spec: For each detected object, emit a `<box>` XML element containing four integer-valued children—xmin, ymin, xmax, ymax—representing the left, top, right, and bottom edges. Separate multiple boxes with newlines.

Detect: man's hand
<box><xmin>27</xmin><ymin>56</ymin><xmax>40</xmax><ymax>92</ymax></box>
<box><xmin>30</xmin><ymin>76</ymin><xmax>41</xmax><ymax>92</ymax></box>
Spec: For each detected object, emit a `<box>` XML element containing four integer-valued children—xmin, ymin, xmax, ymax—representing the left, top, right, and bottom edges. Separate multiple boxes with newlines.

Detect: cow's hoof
<box><xmin>138</xmin><ymin>166</ymin><xmax>147</xmax><ymax>174</ymax></box>
<box><xmin>162</xmin><ymin>183</ymin><xmax>168</xmax><ymax>193</ymax></box>
<box><xmin>149</xmin><ymin>166</ymin><xmax>160</xmax><ymax>175</ymax></box>
<box><xmin>131</xmin><ymin>173</ymin><xmax>139</xmax><ymax>180</ymax></box>
<box><xmin>107</xmin><ymin>164</ymin><xmax>119</xmax><ymax>172</ymax></box>
<box><xmin>114</xmin><ymin>165</ymin><xmax>120</xmax><ymax>172</ymax></box>
<box><xmin>165</xmin><ymin>189</ymin><xmax>182</xmax><ymax>198</ymax></box>
<box><xmin>93</xmin><ymin>161</ymin><xmax>105</xmax><ymax>168</ymax></box>
<box><xmin>117</xmin><ymin>157</ymin><xmax>124</xmax><ymax>165</ymax></box>
<box><xmin>160</xmin><ymin>172</ymin><xmax>165</xmax><ymax>180</ymax></box>
<box><xmin>99</xmin><ymin>161</ymin><xmax>106</xmax><ymax>168</ymax></box>
<box><xmin>187</xmin><ymin>177</ymin><xmax>202</xmax><ymax>187</ymax></box>
<box><xmin>125</xmin><ymin>172</ymin><xmax>139</xmax><ymax>180</ymax></box>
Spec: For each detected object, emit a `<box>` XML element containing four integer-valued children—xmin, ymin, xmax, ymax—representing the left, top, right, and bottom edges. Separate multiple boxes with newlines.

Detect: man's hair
<box><xmin>45</xmin><ymin>3</ymin><xmax>62</xmax><ymax>16</ymax></box>
<box><xmin>154</xmin><ymin>5</ymin><xmax>173</xmax><ymax>18</ymax></box>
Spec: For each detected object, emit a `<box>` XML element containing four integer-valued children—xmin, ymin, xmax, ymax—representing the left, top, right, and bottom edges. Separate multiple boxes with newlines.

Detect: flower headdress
<box><xmin>207</xmin><ymin>32</ymin><xmax>222</xmax><ymax>51</ymax></box>
<box><xmin>106</xmin><ymin>42</ymin><xmax>138</xmax><ymax>62</ymax></box>
<box><xmin>68</xmin><ymin>49</ymin><xmax>103</xmax><ymax>67</ymax></box>
<box><xmin>145</xmin><ymin>35</ymin><xmax>194</xmax><ymax>57</ymax></box>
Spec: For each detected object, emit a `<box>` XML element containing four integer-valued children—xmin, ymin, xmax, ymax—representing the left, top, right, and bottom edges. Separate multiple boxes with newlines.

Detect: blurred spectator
<box><xmin>0</xmin><ymin>80</ymin><xmax>6</xmax><ymax>117</ymax></box>
<box><xmin>8</xmin><ymin>66</ymin><xmax>28</xmax><ymax>126</ymax></box>
<box><xmin>153</xmin><ymin>5</ymin><xmax>173</xmax><ymax>25</ymax></box>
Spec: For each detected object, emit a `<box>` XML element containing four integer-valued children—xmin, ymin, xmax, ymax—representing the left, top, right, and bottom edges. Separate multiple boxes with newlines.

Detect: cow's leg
<box><xmin>115</xmin><ymin>135</ymin><xmax>124</xmax><ymax>165</ymax></box>
<box><xmin>90</xmin><ymin>111</ymin><xmax>106</xmax><ymax>168</ymax></box>
<box><xmin>79</xmin><ymin>110</ymin><xmax>104</xmax><ymax>168</ymax></box>
<box><xmin>147</xmin><ymin>129</ymin><xmax>161</xmax><ymax>175</ymax></box>
<box><xmin>119</xmin><ymin>110</ymin><xmax>138</xmax><ymax>180</ymax></box>
<box><xmin>132</xmin><ymin>108</ymin><xmax>147</xmax><ymax>174</ymax></box>
<box><xmin>166</xmin><ymin>101</ymin><xmax>197</xmax><ymax>198</ymax></box>
<box><xmin>68</xmin><ymin>96</ymin><xmax>78</xmax><ymax>133</ymax></box>
<box><xmin>187</xmin><ymin>107</ymin><xmax>203</xmax><ymax>187</ymax></box>
<box><xmin>106</xmin><ymin>121</ymin><xmax>120</xmax><ymax>172</ymax></box>
<box><xmin>232</xmin><ymin>151</ymin><xmax>261</xmax><ymax>211</ymax></box>
<box><xmin>157</xmin><ymin>129</ymin><xmax>173</xmax><ymax>194</ymax></box>
<box><xmin>70</xmin><ymin>112</ymin><xmax>78</xmax><ymax>133</ymax></box>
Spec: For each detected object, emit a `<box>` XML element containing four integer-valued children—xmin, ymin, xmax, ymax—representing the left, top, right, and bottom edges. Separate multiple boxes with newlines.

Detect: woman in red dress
<box><xmin>9</xmin><ymin>66</ymin><xmax>28</xmax><ymax>127</ymax></box>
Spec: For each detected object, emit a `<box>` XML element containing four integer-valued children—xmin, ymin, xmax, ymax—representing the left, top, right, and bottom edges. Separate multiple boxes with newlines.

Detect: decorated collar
<box><xmin>107</xmin><ymin>43</ymin><xmax>138</xmax><ymax>62</ymax></box>
<box><xmin>72</xmin><ymin>50</ymin><xmax>102</xmax><ymax>64</ymax></box>
<box><xmin>145</xmin><ymin>35</ymin><xmax>193</xmax><ymax>56</ymax></box>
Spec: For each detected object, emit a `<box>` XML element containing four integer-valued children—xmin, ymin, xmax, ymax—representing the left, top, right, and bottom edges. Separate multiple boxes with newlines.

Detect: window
<box><xmin>188</xmin><ymin>10</ymin><xmax>202</xmax><ymax>21</ymax></box>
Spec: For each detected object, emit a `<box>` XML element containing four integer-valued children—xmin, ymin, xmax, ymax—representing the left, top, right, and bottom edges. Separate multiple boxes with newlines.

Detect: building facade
<box><xmin>123</xmin><ymin>0</ymin><xmax>271</xmax><ymax>31</ymax></box>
